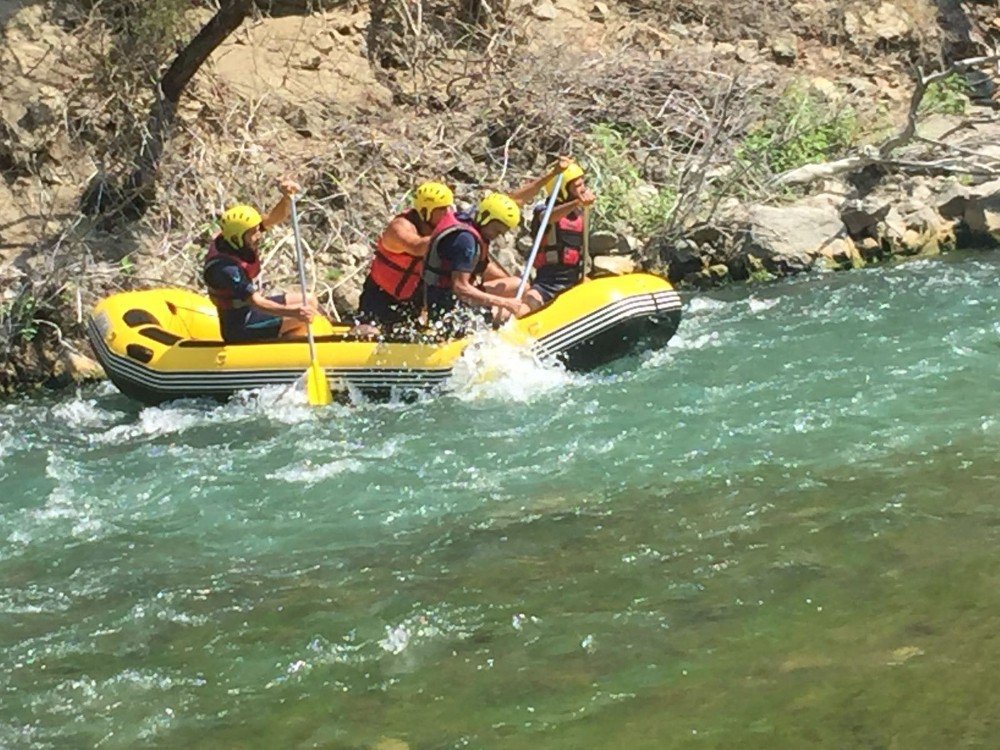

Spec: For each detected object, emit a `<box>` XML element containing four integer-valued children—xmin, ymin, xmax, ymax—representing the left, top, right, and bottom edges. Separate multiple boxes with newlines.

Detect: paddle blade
<box><xmin>305</xmin><ymin>361</ymin><xmax>333</xmax><ymax>406</ymax></box>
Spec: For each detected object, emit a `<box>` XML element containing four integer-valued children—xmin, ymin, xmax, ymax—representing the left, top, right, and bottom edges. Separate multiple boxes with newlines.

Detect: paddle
<box><xmin>290</xmin><ymin>194</ymin><xmax>333</xmax><ymax>406</ymax></box>
<box><xmin>514</xmin><ymin>172</ymin><xmax>564</xmax><ymax>302</ymax></box>
<box><xmin>582</xmin><ymin>205</ymin><xmax>591</xmax><ymax>282</ymax></box>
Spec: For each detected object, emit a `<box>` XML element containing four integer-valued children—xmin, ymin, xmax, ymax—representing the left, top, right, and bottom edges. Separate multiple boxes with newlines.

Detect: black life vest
<box><xmin>422</xmin><ymin>211</ymin><xmax>489</xmax><ymax>290</ymax></box>
<box><xmin>203</xmin><ymin>235</ymin><xmax>261</xmax><ymax>310</ymax></box>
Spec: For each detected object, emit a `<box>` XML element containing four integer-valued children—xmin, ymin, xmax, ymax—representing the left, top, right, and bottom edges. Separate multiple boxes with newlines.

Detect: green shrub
<box><xmin>919</xmin><ymin>73</ymin><xmax>970</xmax><ymax>116</ymax></box>
<box><xmin>737</xmin><ymin>84</ymin><xmax>859</xmax><ymax>175</ymax></box>
<box><xmin>0</xmin><ymin>292</ymin><xmax>40</xmax><ymax>342</ymax></box>
<box><xmin>583</xmin><ymin>123</ymin><xmax>676</xmax><ymax>238</ymax></box>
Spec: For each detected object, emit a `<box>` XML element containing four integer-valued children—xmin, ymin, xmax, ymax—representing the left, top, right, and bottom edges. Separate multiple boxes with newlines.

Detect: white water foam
<box><xmin>229</xmin><ymin>384</ymin><xmax>354</xmax><ymax>423</ymax></box>
<box><xmin>51</xmin><ymin>396</ymin><xmax>122</xmax><ymax>430</ymax></box>
<box><xmin>748</xmin><ymin>295</ymin><xmax>779</xmax><ymax>314</ymax></box>
<box><xmin>685</xmin><ymin>296</ymin><xmax>729</xmax><ymax>315</ymax></box>
<box><xmin>91</xmin><ymin>386</ymin><xmax>353</xmax><ymax>444</ymax></box>
<box><xmin>379</xmin><ymin>624</ymin><xmax>411</xmax><ymax>654</ymax></box>
<box><xmin>641</xmin><ymin>327</ymin><xmax>726</xmax><ymax>370</ymax></box>
<box><xmin>446</xmin><ymin>330</ymin><xmax>577</xmax><ymax>404</ymax></box>
<box><xmin>94</xmin><ymin>405</ymin><xmax>207</xmax><ymax>444</ymax></box>
<box><xmin>0</xmin><ymin>432</ymin><xmax>13</xmax><ymax>462</ymax></box>
<box><xmin>23</xmin><ymin>452</ymin><xmax>106</xmax><ymax>542</ymax></box>
<box><xmin>374</xmin><ymin>605</ymin><xmax>482</xmax><ymax>658</ymax></box>
<box><xmin>267</xmin><ymin>458</ymin><xmax>365</xmax><ymax>486</ymax></box>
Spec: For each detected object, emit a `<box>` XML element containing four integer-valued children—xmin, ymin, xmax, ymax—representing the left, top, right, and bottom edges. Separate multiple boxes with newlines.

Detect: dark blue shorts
<box><xmin>357</xmin><ymin>277</ymin><xmax>420</xmax><ymax>327</ymax></box>
<box><xmin>533</xmin><ymin>266</ymin><xmax>582</xmax><ymax>303</ymax></box>
<box><xmin>531</xmin><ymin>279</ymin><xmax>566</xmax><ymax>303</ymax></box>
<box><xmin>220</xmin><ymin>294</ymin><xmax>286</xmax><ymax>342</ymax></box>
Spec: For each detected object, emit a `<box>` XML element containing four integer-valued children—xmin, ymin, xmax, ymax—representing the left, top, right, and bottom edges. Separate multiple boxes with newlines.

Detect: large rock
<box><xmin>735</xmin><ymin>39</ymin><xmax>760</xmax><ymax>63</ymax></box>
<box><xmin>874</xmin><ymin>197</ymin><xmax>954</xmax><ymax>255</ymax></box>
<box><xmin>532</xmin><ymin>0</ymin><xmax>558</xmax><ymax>19</ymax></box>
<box><xmin>61</xmin><ymin>351</ymin><xmax>105</xmax><ymax>382</ymax></box>
<box><xmin>343</xmin><ymin>242</ymin><xmax>371</xmax><ymax>263</ymax></box>
<box><xmin>844</xmin><ymin>2</ymin><xmax>917</xmax><ymax>44</ymax></box>
<box><xmin>841</xmin><ymin>196</ymin><xmax>892</xmax><ymax>237</ymax></box>
<box><xmin>587</xmin><ymin>230</ymin><xmax>620</xmax><ymax>254</ymax></box>
<box><xmin>736</xmin><ymin>203</ymin><xmax>847</xmax><ymax>276</ymax></box>
<box><xmin>770</xmin><ymin>33</ymin><xmax>798</xmax><ymax>63</ymax></box>
<box><xmin>331</xmin><ymin>268</ymin><xmax>362</xmax><ymax>318</ymax></box>
<box><xmin>966</xmin><ymin>194</ymin><xmax>1000</xmax><ymax>238</ymax></box>
<box><xmin>589</xmin><ymin>2</ymin><xmax>611</xmax><ymax>22</ymax></box>
<box><xmin>654</xmin><ymin>238</ymin><xmax>707</xmax><ymax>282</ymax></box>
<box><xmin>939</xmin><ymin>178</ymin><xmax>1000</xmax><ymax>242</ymax></box>
<box><xmin>808</xmin><ymin>76</ymin><xmax>842</xmax><ymax>102</ymax></box>
<box><xmin>592</xmin><ymin>256</ymin><xmax>635</xmax><ymax>275</ymax></box>
<box><xmin>817</xmin><ymin>237</ymin><xmax>863</xmax><ymax>268</ymax></box>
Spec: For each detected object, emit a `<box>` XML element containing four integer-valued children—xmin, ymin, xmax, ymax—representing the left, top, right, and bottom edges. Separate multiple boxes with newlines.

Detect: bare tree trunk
<box><xmin>122</xmin><ymin>0</ymin><xmax>254</xmax><ymax>218</ymax></box>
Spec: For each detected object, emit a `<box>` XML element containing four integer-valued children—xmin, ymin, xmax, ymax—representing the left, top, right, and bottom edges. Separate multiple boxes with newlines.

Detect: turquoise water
<box><xmin>3</xmin><ymin>254</ymin><xmax>1000</xmax><ymax>748</ymax></box>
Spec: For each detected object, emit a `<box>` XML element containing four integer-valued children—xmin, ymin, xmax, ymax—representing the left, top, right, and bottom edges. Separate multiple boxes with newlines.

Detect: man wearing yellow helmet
<box><xmin>203</xmin><ymin>178</ymin><xmax>320</xmax><ymax>342</ymax></box>
<box><xmin>422</xmin><ymin>192</ymin><xmax>530</xmax><ymax>323</ymax></box>
<box><xmin>357</xmin><ymin>181</ymin><xmax>454</xmax><ymax>329</ymax></box>
<box><xmin>414</xmin><ymin>158</ymin><xmax>575</xmax><ymax>321</ymax></box>
<box><xmin>522</xmin><ymin>160</ymin><xmax>597</xmax><ymax>310</ymax></box>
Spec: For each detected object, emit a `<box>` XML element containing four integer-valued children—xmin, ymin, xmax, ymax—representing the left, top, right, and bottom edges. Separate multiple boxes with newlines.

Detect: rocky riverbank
<box><xmin>651</xmin><ymin>112</ymin><xmax>1000</xmax><ymax>288</ymax></box>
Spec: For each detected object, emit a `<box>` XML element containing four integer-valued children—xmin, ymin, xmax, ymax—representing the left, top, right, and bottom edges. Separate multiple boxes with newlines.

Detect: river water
<box><xmin>2</xmin><ymin>254</ymin><xmax>999</xmax><ymax>749</ymax></box>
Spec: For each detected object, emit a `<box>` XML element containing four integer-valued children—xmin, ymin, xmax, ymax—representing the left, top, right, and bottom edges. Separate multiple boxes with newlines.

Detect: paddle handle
<box><xmin>515</xmin><ymin>172</ymin><xmax>564</xmax><ymax>302</ymax></box>
<box><xmin>290</xmin><ymin>195</ymin><xmax>318</xmax><ymax>362</ymax></box>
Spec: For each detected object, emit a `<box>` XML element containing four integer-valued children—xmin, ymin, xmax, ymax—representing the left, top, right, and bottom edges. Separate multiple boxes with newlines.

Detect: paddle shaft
<box><xmin>290</xmin><ymin>195</ymin><xmax>318</xmax><ymax>363</ymax></box>
<box><xmin>514</xmin><ymin>172</ymin><xmax>564</xmax><ymax>302</ymax></box>
<box><xmin>582</xmin><ymin>205</ymin><xmax>591</xmax><ymax>280</ymax></box>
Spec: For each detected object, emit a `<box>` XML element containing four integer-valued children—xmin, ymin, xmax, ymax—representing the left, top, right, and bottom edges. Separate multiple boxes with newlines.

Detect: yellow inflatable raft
<box><xmin>86</xmin><ymin>273</ymin><xmax>682</xmax><ymax>405</ymax></box>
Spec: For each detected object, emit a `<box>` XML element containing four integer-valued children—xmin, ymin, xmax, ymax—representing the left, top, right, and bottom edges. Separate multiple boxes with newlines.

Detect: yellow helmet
<box><xmin>219</xmin><ymin>204</ymin><xmax>263</xmax><ymax>248</ymax></box>
<box><xmin>413</xmin><ymin>181</ymin><xmax>454</xmax><ymax>222</ymax></box>
<box><xmin>545</xmin><ymin>162</ymin><xmax>586</xmax><ymax>202</ymax></box>
<box><xmin>476</xmin><ymin>192</ymin><xmax>521</xmax><ymax>231</ymax></box>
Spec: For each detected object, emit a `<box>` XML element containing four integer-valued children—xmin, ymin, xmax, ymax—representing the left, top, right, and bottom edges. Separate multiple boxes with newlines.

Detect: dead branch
<box><xmin>775</xmin><ymin>54</ymin><xmax>1000</xmax><ymax>187</ymax></box>
<box><xmin>878</xmin><ymin>54</ymin><xmax>1000</xmax><ymax>158</ymax></box>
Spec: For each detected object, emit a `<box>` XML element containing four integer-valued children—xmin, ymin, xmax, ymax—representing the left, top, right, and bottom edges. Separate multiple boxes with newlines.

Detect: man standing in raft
<box><xmin>357</xmin><ymin>181</ymin><xmax>455</xmax><ymax>329</ymax></box>
<box><xmin>203</xmin><ymin>178</ymin><xmax>321</xmax><ymax>343</ymax></box>
<box><xmin>422</xmin><ymin>192</ymin><xmax>531</xmax><ymax>323</ymax></box>
<box><xmin>523</xmin><ymin>160</ymin><xmax>597</xmax><ymax>311</ymax></box>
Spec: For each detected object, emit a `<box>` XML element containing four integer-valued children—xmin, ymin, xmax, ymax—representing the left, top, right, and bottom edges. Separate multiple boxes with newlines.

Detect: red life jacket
<box><xmin>203</xmin><ymin>235</ymin><xmax>261</xmax><ymax>310</ymax></box>
<box><xmin>368</xmin><ymin>208</ymin><xmax>428</xmax><ymax>301</ymax></box>
<box><xmin>422</xmin><ymin>211</ymin><xmax>489</xmax><ymax>290</ymax></box>
<box><xmin>534</xmin><ymin>210</ymin><xmax>584</xmax><ymax>269</ymax></box>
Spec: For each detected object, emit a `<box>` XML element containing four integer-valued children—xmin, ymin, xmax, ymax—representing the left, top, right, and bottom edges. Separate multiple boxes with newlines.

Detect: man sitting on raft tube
<box><xmin>523</xmin><ymin>160</ymin><xmax>597</xmax><ymax>311</ymax></box>
<box><xmin>356</xmin><ymin>181</ymin><xmax>455</xmax><ymax>330</ymax></box>
<box><xmin>422</xmin><ymin>192</ymin><xmax>531</xmax><ymax>324</ymax></box>
<box><xmin>203</xmin><ymin>178</ymin><xmax>323</xmax><ymax>343</ymax></box>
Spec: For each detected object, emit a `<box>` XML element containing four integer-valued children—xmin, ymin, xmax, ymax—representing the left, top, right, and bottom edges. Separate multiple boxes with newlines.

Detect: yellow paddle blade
<box><xmin>305</xmin><ymin>360</ymin><xmax>333</xmax><ymax>406</ymax></box>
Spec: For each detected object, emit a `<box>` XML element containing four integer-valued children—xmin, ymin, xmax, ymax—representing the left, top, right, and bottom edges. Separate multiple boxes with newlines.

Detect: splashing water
<box><xmin>446</xmin><ymin>329</ymin><xmax>578</xmax><ymax>403</ymax></box>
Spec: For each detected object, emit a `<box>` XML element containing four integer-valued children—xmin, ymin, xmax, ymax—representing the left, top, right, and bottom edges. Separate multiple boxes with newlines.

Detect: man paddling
<box><xmin>355</xmin><ymin>158</ymin><xmax>574</xmax><ymax>332</ymax></box>
<box><xmin>423</xmin><ymin>192</ymin><xmax>530</xmax><ymax>323</ymax></box>
<box><xmin>356</xmin><ymin>181</ymin><xmax>455</xmax><ymax>330</ymax></box>
<box><xmin>203</xmin><ymin>178</ymin><xmax>322</xmax><ymax>343</ymax></box>
<box><xmin>523</xmin><ymin>160</ymin><xmax>597</xmax><ymax>310</ymax></box>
